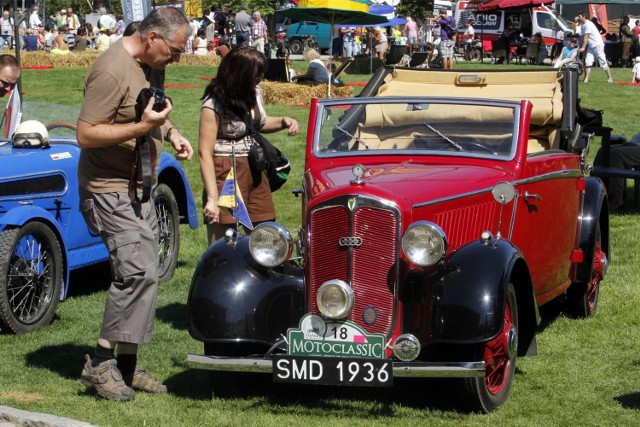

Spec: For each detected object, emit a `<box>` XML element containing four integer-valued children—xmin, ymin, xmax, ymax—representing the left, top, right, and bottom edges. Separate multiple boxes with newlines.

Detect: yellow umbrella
<box><xmin>280</xmin><ymin>0</ymin><xmax>387</xmax><ymax>96</ymax></box>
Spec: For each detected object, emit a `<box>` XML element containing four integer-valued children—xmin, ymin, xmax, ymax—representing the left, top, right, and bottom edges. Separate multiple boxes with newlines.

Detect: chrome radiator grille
<box><xmin>309</xmin><ymin>200</ymin><xmax>398</xmax><ymax>336</ymax></box>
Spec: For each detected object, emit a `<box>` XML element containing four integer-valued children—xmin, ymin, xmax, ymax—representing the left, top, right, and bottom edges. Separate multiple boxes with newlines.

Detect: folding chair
<box><xmin>264</xmin><ymin>58</ymin><xmax>290</xmax><ymax>82</ymax></box>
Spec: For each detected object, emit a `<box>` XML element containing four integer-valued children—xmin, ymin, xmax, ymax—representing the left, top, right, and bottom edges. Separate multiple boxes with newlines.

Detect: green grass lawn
<box><xmin>1</xmin><ymin>61</ymin><xmax>640</xmax><ymax>426</ymax></box>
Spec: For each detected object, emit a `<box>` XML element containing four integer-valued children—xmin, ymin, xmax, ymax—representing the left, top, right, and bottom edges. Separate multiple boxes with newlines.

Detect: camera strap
<box><xmin>128</xmin><ymin>135</ymin><xmax>152</xmax><ymax>204</ymax></box>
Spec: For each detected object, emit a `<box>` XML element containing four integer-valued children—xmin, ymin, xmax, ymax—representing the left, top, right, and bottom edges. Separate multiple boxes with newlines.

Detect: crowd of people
<box><xmin>0</xmin><ymin>6</ymin><xmax>125</xmax><ymax>54</ymax></box>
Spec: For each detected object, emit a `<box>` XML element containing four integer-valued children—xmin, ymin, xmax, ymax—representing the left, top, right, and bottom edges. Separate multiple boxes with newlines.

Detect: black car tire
<box><xmin>154</xmin><ymin>183</ymin><xmax>180</xmax><ymax>283</ymax></box>
<box><xmin>289</xmin><ymin>38</ymin><xmax>304</xmax><ymax>55</ymax></box>
<box><xmin>463</xmin><ymin>282</ymin><xmax>518</xmax><ymax>413</ymax></box>
<box><xmin>0</xmin><ymin>223</ymin><xmax>63</xmax><ymax>333</ymax></box>
<box><xmin>471</xmin><ymin>48</ymin><xmax>483</xmax><ymax>61</ymax></box>
<box><xmin>567</xmin><ymin>223</ymin><xmax>602</xmax><ymax>318</ymax></box>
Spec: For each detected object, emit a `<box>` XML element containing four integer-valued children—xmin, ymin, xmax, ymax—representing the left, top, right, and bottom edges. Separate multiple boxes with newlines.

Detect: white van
<box><xmin>454</xmin><ymin>1</ymin><xmax>573</xmax><ymax>56</ymax></box>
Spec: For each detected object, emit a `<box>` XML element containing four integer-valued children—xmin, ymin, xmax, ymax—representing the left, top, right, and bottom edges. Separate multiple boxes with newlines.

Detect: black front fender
<box><xmin>187</xmin><ymin>236</ymin><xmax>304</xmax><ymax>349</ymax></box>
<box><xmin>430</xmin><ymin>238</ymin><xmax>524</xmax><ymax>343</ymax></box>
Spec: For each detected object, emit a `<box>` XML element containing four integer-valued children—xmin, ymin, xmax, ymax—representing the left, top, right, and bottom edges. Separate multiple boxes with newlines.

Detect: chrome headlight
<box><xmin>401</xmin><ymin>222</ymin><xmax>447</xmax><ymax>267</ymax></box>
<box><xmin>316</xmin><ymin>280</ymin><xmax>354</xmax><ymax>320</ymax></box>
<box><xmin>248</xmin><ymin>222</ymin><xmax>292</xmax><ymax>267</ymax></box>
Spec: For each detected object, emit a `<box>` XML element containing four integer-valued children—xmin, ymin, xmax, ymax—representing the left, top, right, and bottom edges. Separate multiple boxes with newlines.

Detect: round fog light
<box><xmin>393</xmin><ymin>334</ymin><xmax>421</xmax><ymax>362</ymax></box>
<box><xmin>316</xmin><ymin>280</ymin><xmax>354</xmax><ymax>320</ymax></box>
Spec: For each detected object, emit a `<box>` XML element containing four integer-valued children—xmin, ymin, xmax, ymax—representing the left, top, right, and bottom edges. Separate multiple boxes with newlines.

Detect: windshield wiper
<box><xmin>423</xmin><ymin>123</ymin><xmax>463</xmax><ymax>151</ymax></box>
<box><xmin>335</xmin><ymin>125</ymin><xmax>369</xmax><ymax>150</ymax></box>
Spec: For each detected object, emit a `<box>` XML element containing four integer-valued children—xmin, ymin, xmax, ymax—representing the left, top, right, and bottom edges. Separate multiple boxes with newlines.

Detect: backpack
<box><xmin>446</xmin><ymin>18</ymin><xmax>456</xmax><ymax>39</ymax></box>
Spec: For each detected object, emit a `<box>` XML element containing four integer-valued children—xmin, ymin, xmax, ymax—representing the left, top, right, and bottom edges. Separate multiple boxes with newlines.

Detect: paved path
<box><xmin>0</xmin><ymin>406</ymin><xmax>96</xmax><ymax>427</ymax></box>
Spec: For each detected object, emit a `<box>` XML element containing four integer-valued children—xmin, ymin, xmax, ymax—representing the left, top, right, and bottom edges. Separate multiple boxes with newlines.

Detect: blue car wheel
<box><xmin>0</xmin><ymin>222</ymin><xmax>63</xmax><ymax>333</ymax></box>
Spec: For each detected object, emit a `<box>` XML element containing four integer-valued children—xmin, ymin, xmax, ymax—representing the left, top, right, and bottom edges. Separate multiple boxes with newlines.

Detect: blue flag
<box><xmin>217</xmin><ymin>169</ymin><xmax>254</xmax><ymax>230</ymax></box>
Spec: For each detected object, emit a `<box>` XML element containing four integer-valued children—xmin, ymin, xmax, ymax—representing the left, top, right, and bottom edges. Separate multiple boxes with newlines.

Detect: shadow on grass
<box><xmin>156</xmin><ymin>302</ymin><xmax>188</xmax><ymax>330</ymax></box>
<box><xmin>615</xmin><ymin>392</ymin><xmax>640</xmax><ymax>410</ymax></box>
<box><xmin>164</xmin><ymin>368</ymin><xmax>213</xmax><ymax>400</ymax></box>
<box><xmin>25</xmin><ymin>343</ymin><xmax>94</xmax><ymax>380</ymax></box>
<box><xmin>168</xmin><ymin>370</ymin><xmax>479</xmax><ymax>414</ymax></box>
<box><xmin>66</xmin><ymin>263</ymin><xmax>112</xmax><ymax>298</ymax></box>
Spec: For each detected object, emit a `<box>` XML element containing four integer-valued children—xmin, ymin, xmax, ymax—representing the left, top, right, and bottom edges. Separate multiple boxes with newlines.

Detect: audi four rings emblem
<box><xmin>339</xmin><ymin>236</ymin><xmax>363</xmax><ymax>247</ymax></box>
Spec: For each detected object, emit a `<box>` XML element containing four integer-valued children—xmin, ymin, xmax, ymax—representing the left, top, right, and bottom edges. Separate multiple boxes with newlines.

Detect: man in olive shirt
<box><xmin>77</xmin><ymin>7</ymin><xmax>193</xmax><ymax>401</ymax></box>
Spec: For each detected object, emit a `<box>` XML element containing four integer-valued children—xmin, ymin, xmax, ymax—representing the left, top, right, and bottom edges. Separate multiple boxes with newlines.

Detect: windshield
<box><xmin>1</xmin><ymin>100</ymin><xmax>79</xmax><ymax>140</ymax></box>
<box><xmin>315</xmin><ymin>98</ymin><xmax>519</xmax><ymax>160</ymax></box>
<box><xmin>553</xmin><ymin>12</ymin><xmax>571</xmax><ymax>32</ymax></box>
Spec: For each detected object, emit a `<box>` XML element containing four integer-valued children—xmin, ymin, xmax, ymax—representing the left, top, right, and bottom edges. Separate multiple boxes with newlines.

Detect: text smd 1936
<box><xmin>272</xmin><ymin>355</ymin><xmax>393</xmax><ymax>387</ymax></box>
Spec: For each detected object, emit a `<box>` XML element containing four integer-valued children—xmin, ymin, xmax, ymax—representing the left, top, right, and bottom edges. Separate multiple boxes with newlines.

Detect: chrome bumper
<box><xmin>187</xmin><ymin>354</ymin><xmax>486</xmax><ymax>378</ymax></box>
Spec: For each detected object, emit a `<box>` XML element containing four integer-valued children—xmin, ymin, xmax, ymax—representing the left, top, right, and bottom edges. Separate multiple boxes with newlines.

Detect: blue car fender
<box><xmin>429</xmin><ymin>237</ymin><xmax>536</xmax><ymax>349</ymax></box>
<box><xmin>0</xmin><ymin>204</ymin><xmax>66</xmax><ymax>236</ymax></box>
<box><xmin>158</xmin><ymin>154</ymin><xmax>198</xmax><ymax>229</ymax></box>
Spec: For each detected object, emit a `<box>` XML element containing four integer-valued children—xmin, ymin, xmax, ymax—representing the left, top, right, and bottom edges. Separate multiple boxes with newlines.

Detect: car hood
<box><xmin>311</xmin><ymin>161</ymin><xmax>514</xmax><ymax>205</ymax></box>
<box><xmin>0</xmin><ymin>141</ymin><xmax>80</xmax><ymax>177</ymax></box>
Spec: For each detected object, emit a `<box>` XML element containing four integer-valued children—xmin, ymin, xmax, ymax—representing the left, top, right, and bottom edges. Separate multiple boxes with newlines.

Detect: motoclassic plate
<box><xmin>286</xmin><ymin>314</ymin><xmax>387</xmax><ymax>359</ymax></box>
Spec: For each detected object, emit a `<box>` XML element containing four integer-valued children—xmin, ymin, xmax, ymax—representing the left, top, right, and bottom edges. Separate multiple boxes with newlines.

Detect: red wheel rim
<box><xmin>484</xmin><ymin>301</ymin><xmax>513</xmax><ymax>395</ymax></box>
<box><xmin>588</xmin><ymin>239</ymin><xmax>605</xmax><ymax>312</ymax></box>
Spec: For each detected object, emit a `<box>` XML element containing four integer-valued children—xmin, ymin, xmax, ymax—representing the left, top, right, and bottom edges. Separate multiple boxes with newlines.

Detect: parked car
<box><xmin>284</xmin><ymin>20</ymin><xmax>331</xmax><ymax>55</ymax></box>
<box><xmin>186</xmin><ymin>67</ymin><xmax>609</xmax><ymax>412</ymax></box>
<box><xmin>0</xmin><ymin>112</ymin><xmax>198</xmax><ymax>334</ymax></box>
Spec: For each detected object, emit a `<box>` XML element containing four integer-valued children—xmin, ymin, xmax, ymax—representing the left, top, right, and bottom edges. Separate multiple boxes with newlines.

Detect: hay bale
<box><xmin>15</xmin><ymin>50</ymin><xmax>222</xmax><ymax>68</ymax></box>
<box><xmin>261</xmin><ymin>81</ymin><xmax>353</xmax><ymax>105</ymax></box>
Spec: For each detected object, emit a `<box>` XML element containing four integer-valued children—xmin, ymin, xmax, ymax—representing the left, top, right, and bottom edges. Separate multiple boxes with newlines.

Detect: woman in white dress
<box><xmin>194</xmin><ymin>28</ymin><xmax>209</xmax><ymax>55</ymax></box>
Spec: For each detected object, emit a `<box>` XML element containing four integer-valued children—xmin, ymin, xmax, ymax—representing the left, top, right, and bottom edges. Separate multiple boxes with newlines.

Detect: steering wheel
<box><xmin>46</xmin><ymin>121</ymin><xmax>77</xmax><ymax>132</ymax></box>
<box><xmin>457</xmin><ymin>139</ymin><xmax>499</xmax><ymax>155</ymax></box>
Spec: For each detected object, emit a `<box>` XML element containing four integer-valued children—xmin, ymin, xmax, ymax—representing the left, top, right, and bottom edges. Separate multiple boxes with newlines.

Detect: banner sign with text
<box><xmin>121</xmin><ymin>0</ymin><xmax>152</xmax><ymax>25</ymax></box>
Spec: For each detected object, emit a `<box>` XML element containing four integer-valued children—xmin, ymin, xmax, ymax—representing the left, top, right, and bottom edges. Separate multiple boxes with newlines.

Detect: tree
<box><xmin>397</xmin><ymin>0</ymin><xmax>440</xmax><ymax>21</ymax></box>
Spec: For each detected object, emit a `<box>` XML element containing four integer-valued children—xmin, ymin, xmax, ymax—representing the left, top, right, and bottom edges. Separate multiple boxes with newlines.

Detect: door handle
<box><xmin>524</xmin><ymin>191</ymin><xmax>543</xmax><ymax>202</ymax></box>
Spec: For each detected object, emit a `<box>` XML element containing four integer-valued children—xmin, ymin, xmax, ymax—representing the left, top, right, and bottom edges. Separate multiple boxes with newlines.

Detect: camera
<box><xmin>135</xmin><ymin>87</ymin><xmax>171</xmax><ymax>120</ymax></box>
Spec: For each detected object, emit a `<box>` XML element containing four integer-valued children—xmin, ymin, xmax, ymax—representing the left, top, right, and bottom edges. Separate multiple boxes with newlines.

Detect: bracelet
<box><xmin>165</xmin><ymin>126</ymin><xmax>180</xmax><ymax>141</ymax></box>
<box><xmin>281</xmin><ymin>117</ymin><xmax>287</xmax><ymax>129</ymax></box>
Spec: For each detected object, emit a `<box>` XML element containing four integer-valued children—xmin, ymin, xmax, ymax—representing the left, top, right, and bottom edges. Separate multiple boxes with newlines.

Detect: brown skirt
<box><xmin>203</xmin><ymin>156</ymin><xmax>275</xmax><ymax>225</ymax></box>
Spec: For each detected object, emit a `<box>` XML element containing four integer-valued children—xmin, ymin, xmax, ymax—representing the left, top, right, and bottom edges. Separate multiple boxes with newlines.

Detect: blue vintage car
<box><xmin>0</xmin><ymin>119</ymin><xmax>198</xmax><ymax>334</ymax></box>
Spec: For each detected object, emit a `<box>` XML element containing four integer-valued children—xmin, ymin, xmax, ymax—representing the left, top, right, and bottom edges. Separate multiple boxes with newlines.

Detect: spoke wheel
<box><xmin>568</xmin><ymin>223</ymin><xmax>603</xmax><ymax>318</ymax></box>
<box><xmin>471</xmin><ymin>48</ymin><xmax>483</xmax><ymax>61</ymax></box>
<box><xmin>289</xmin><ymin>39</ymin><xmax>303</xmax><ymax>55</ymax></box>
<box><xmin>0</xmin><ymin>223</ymin><xmax>62</xmax><ymax>333</ymax></box>
<box><xmin>464</xmin><ymin>282</ymin><xmax>518</xmax><ymax>413</ymax></box>
<box><xmin>154</xmin><ymin>183</ymin><xmax>180</xmax><ymax>283</ymax></box>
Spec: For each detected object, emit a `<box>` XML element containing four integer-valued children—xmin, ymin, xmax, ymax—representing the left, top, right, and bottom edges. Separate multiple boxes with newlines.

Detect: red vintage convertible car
<box><xmin>187</xmin><ymin>67</ymin><xmax>609</xmax><ymax>412</ymax></box>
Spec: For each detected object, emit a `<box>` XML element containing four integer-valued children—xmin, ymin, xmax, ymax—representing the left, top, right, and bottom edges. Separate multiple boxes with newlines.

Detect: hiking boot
<box><xmin>80</xmin><ymin>355</ymin><xmax>135</xmax><ymax>401</ymax></box>
<box><xmin>128</xmin><ymin>367</ymin><xmax>168</xmax><ymax>393</ymax></box>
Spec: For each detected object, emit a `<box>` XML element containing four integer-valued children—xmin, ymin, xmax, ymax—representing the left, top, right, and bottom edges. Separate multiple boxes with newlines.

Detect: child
<box><xmin>552</xmin><ymin>36</ymin><xmax>578</xmax><ymax>69</ymax></box>
<box><xmin>632</xmin><ymin>56</ymin><xmax>640</xmax><ymax>83</ymax></box>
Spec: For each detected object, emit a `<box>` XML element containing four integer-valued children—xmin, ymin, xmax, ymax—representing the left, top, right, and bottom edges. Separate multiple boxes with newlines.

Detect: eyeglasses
<box><xmin>0</xmin><ymin>79</ymin><xmax>16</xmax><ymax>90</ymax></box>
<box><xmin>157</xmin><ymin>35</ymin><xmax>184</xmax><ymax>57</ymax></box>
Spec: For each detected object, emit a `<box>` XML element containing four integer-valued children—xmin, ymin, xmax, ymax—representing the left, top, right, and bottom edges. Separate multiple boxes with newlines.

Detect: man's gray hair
<box><xmin>138</xmin><ymin>7</ymin><xmax>191</xmax><ymax>39</ymax></box>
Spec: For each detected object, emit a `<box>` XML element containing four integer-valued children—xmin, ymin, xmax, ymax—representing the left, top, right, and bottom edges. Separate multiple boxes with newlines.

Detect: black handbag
<box><xmin>577</xmin><ymin>100</ymin><xmax>604</xmax><ymax>129</ymax></box>
<box><xmin>245</xmin><ymin>116</ymin><xmax>291</xmax><ymax>192</ymax></box>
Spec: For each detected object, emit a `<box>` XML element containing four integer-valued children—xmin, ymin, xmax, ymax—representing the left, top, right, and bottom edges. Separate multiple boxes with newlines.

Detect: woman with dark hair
<box><xmin>198</xmin><ymin>45</ymin><xmax>299</xmax><ymax>244</ymax></box>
